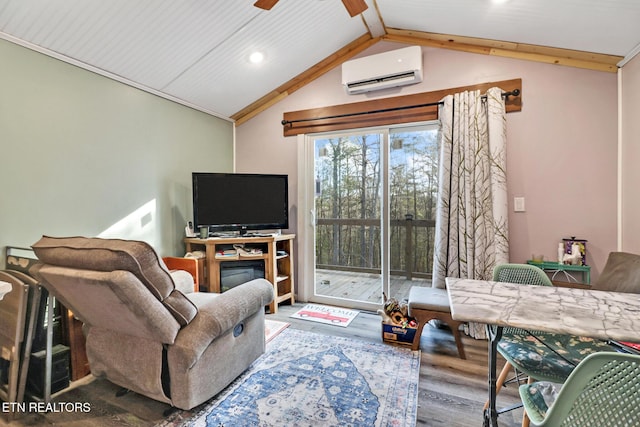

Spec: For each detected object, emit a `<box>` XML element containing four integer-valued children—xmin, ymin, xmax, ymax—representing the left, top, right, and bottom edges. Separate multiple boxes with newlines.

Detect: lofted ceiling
<box><xmin>1</xmin><ymin>0</ymin><xmax>639</xmax><ymax>124</ymax></box>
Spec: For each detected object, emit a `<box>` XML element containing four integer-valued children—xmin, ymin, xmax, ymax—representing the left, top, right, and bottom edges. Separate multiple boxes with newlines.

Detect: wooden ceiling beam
<box><xmin>384</xmin><ymin>29</ymin><xmax>622</xmax><ymax>73</ymax></box>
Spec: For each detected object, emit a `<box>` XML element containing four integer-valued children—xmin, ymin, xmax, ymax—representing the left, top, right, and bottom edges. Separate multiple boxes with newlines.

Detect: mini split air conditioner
<box><xmin>341</xmin><ymin>45</ymin><xmax>423</xmax><ymax>95</ymax></box>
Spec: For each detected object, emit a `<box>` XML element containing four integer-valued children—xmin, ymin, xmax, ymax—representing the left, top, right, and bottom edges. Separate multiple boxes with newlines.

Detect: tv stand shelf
<box><xmin>184</xmin><ymin>234</ymin><xmax>295</xmax><ymax>313</ymax></box>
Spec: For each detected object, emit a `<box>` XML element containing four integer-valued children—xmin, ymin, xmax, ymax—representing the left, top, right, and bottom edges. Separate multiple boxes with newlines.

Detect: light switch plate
<box><xmin>514</xmin><ymin>197</ymin><xmax>525</xmax><ymax>212</ymax></box>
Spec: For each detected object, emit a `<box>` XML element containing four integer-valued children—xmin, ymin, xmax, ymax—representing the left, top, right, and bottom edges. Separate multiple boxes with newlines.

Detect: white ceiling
<box><xmin>1</xmin><ymin>0</ymin><xmax>639</xmax><ymax>120</ymax></box>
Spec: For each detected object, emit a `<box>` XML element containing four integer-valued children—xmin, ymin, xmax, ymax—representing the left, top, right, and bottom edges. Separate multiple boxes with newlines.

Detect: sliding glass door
<box><xmin>314</xmin><ymin>131</ymin><xmax>385</xmax><ymax>308</ymax></box>
<box><xmin>299</xmin><ymin>122</ymin><xmax>439</xmax><ymax>310</ymax></box>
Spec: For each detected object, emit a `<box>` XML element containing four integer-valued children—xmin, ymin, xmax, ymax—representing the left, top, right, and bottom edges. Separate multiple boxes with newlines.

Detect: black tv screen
<box><xmin>192</xmin><ymin>172</ymin><xmax>289</xmax><ymax>235</ymax></box>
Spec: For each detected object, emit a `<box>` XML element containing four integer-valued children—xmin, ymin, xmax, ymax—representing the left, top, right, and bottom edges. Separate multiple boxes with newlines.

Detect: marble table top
<box><xmin>0</xmin><ymin>280</ymin><xmax>12</xmax><ymax>300</ymax></box>
<box><xmin>446</xmin><ymin>277</ymin><xmax>640</xmax><ymax>342</ymax></box>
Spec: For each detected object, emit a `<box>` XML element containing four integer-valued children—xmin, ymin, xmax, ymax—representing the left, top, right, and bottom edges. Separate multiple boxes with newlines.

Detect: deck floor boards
<box><xmin>316</xmin><ymin>269</ymin><xmax>431</xmax><ymax>303</ymax></box>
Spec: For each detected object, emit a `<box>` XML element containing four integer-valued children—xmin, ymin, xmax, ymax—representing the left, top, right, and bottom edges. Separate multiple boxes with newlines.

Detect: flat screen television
<box><xmin>192</xmin><ymin>172</ymin><xmax>289</xmax><ymax>236</ymax></box>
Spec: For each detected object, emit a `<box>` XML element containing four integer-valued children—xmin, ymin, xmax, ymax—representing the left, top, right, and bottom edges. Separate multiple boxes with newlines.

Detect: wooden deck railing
<box><xmin>315</xmin><ymin>216</ymin><xmax>436</xmax><ymax>280</ymax></box>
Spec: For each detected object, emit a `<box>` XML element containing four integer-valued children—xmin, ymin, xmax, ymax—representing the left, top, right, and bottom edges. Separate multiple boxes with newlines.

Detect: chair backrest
<box><xmin>493</xmin><ymin>263</ymin><xmax>553</xmax><ymax>286</ymax></box>
<box><xmin>493</xmin><ymin>263</ymin><xmax>553</xmax><ymax>336</ymax></box>
<box><xmin>1</xmin><ymin>269</ymin><xmax>42</xmax><ymax>404</ymax></box>
<box><xmin>593</xmin><ymin>251</ymin><xmax>640</xmax><ymax>293</ymax></box>
<box><xmin>30</xmin><ymin>236</ymin><xmax>199</xmax><ymax>344</ymax></box>
<box><xmin>0</xmin><ymin>271</ymin><xmax>30</xmax><ymax>403</ymax></box>
<box><xmin>539</xmin><ymin>352</ymin><xmax>640</xmax><ymax>426</ymax></box>
<box><xmin>0</xmin><ymin>271</ymin><xmax>29</xmax><ymax>352</ymax></box>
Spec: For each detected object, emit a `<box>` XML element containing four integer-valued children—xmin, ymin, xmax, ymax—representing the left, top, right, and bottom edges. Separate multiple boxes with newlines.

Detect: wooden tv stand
<box><xmin>184</xmin><ymin>234</ymin><xmax>295</xmax><ymax>313</ymax></box>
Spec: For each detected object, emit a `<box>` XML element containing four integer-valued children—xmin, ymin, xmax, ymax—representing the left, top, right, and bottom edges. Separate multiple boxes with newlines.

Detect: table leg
<box><xmin>484</xmin><ymin>324</ymin><xmax>503</xmax><ymax>427</ymax></box>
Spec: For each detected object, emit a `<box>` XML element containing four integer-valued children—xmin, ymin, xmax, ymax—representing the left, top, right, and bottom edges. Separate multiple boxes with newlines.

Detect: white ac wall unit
<box><xmin>341</xmin><ymin>45</ymin><xmax>423</xmax><ymax>95</ymax></box>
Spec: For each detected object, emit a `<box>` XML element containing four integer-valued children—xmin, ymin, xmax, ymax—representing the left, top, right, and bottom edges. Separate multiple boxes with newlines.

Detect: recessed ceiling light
<box><xmin>249</xmin><ymin>51</ymin><xmax>265</xmax><ymax>64</ymax></box>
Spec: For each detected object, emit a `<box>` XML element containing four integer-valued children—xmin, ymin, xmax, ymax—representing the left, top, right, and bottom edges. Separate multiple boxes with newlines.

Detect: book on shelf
<box><xmin>215</xmin><ymin>249</ymin><xmax>238</xmax><ymax>259</ymax></box>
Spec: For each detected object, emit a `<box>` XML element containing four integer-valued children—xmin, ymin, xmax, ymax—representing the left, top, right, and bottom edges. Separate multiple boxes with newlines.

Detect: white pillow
<box><xmin>170</xmin><ymin>270</ymin><xmax>196</xmax><ymax>294</ymax></box>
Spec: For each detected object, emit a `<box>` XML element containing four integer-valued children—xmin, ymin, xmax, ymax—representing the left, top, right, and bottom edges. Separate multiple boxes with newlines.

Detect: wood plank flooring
<box><xmin>0</xmin><ymin>303</ymin><xmax>524</xmax><ymax>427</ymax></box>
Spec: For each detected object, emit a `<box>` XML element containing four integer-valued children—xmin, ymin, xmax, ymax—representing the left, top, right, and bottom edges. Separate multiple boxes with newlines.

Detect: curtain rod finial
<box><xmin>502</xmin><ymin>88</ymin><xmax>520</xmax><ymax>100</ymax></box>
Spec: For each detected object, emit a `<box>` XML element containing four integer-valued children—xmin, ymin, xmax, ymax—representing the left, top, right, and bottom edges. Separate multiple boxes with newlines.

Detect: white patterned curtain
<box><xmin>431</xmin><ymin>87</ymin><xmax>509</xmax><ymax>337</ymax></box>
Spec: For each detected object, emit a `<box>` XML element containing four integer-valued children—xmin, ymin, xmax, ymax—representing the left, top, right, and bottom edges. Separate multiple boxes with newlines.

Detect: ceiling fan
<box><xmin>254</xmin><ymin>0</ymin><xmax>368</xmax><ymax>17</ymax></box>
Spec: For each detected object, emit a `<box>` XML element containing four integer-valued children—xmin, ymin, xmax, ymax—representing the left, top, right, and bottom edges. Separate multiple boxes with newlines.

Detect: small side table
<box><xmin>527</xmin><ymin>260</ymin><xmax>591</xmax><ymax>285</ymax></box>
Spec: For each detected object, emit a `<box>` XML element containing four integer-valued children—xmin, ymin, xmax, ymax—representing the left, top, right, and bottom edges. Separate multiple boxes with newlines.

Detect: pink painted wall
<box><xmin>621</xmin><ymin>54</ymin><xmax>640</xmax><ymax>254</ymax></box>
<box><xmin>236</xmin><ymin>41</ymin><xmax>619</xmax><ymax>281</ymax></box>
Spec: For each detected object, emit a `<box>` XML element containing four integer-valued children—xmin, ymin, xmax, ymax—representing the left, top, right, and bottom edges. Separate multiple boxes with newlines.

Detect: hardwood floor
<box><xmin>0</xmin><ymin>303</ymin><xmax>524</xmax><ymax>427</ymax></box>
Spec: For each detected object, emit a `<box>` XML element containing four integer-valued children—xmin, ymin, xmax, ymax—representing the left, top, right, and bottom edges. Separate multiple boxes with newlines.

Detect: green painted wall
<box><xmin>0</xmin><ymin>39</ymin><xmax>234</xmax><ymax>264</ymax></box>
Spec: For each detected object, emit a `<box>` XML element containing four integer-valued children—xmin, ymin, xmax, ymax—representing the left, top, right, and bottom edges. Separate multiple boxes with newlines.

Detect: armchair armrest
<box><xmin>170</xmin><ymin>279</ymin><xmax>274</xmax><ymax>368</ymax></box>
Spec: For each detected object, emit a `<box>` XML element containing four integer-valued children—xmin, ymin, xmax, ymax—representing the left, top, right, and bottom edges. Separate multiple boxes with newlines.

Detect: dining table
<box><xmin>446</xmin><ymin>277</ymin><xmax>640</xmax><ymax>427</ymax></box>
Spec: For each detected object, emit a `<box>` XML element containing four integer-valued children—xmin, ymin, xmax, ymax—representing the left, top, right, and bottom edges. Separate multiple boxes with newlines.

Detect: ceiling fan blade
<box><xmin>341</xmin><ymin>0</ymin><xmax>368</xmax><ymax>17</ymax></box>
<box><xmin>254</xmin><ymin>0</ymin><xmax>279</xmax><ymax>10</ymax></box>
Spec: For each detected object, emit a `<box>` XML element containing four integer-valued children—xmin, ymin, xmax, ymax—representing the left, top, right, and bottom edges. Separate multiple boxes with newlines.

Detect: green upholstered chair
<box><xmin>487</xmin><ymin>264</ymin><xmax>615</xmax><ymax>426</ymax></box>
<box><xmin>519</xmin><ymin>352</ymin><xmax>640</xmax><ymax>426</ymax></box>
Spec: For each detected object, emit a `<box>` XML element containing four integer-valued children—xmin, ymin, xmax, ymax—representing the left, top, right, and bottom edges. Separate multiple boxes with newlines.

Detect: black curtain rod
<box><xmin>281</xmin><ymin>89</ymin><xmax>520</xmax><ymax>127</ymax></box>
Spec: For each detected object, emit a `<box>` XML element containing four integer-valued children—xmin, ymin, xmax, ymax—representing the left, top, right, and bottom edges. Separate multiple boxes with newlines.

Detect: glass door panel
<box><xmin>388</xmin><ymin>126</ymin><xmax>440</xmax><ymax>301</ymax></box>
<box><xmin>313</xmin><ymin>132</ymin><xmax>384</xmax><ymax>307</ymax></box>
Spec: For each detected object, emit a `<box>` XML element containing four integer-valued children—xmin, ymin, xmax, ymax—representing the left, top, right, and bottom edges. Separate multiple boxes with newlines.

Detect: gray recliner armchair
<box><xmin>29</xmin><ymin>236</ymin><xmax>274</xmax><ymax>410</ymax></box>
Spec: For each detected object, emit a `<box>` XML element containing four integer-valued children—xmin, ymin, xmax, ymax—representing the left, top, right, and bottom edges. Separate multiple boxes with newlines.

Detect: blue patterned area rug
<box><xmin>160</xmin><ymin>328</ymin><xmax>420</xmax><ymax>427</ymax></box>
